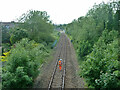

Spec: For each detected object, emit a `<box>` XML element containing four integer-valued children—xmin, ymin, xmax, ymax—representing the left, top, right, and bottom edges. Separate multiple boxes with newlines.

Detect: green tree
<box><xmin>65</xmin><ymin>1</ymin><xmax>120</xmax><ymax>88</ymax></box>
<box><xmin>18</xmin><ymin>10</ymin><xmax>54</xmax><ymax>44</ymax></box>
<box><xmin>2</xmin><ymin>38</ymin><xmax>50</xmax><ymax>88</ymax></box>
<box><xmin>80</xmin><ymin>30</ymin><xmax>119</xmax><ymax>88</ymax></box>
<box><xmin>10</xmin><ymin>27</ymin><xmax>28</xmax><ymax>44</ymax></box>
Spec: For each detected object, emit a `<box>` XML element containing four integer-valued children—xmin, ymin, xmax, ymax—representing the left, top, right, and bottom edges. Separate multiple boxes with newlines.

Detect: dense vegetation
<box><xmin>1</xmin><ymin>0</ymin><xmax>120</xmax><ymax>89</ymax></box>
<box><xmin>1</xmin><ymin>10</ymin><xmax>59</xmax><ymax>88</ymax></box>
<box><xmin>65</xmin><ymin>1</ymin><xmax>120</xmax><ymax>88</ymax></box>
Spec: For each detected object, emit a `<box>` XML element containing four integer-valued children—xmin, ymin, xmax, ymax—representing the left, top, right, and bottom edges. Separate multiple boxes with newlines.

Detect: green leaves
<box><xmin>2</xmin><ymin>38</ymin><xmax>50</xmax><ymax>88</ymax></box>
<box><xmin>65</xmin><ymin>0</ymin><xmax>120</xmax><ymax>88</ymax></box>
<box><xmin>77</xmin><ymin>40</ymin><xmax>92</xmax><ymax>60</ymax></box>
<box><xmin>10</xmin><ymin>27</ymin><xmax>28</xmax><ymax>44</ymax></box>
<box><xmin>95</xmin><ymin>72</ymin><xmax>117</xmax><ymax>88</ymax></box>
<box><xmin>80</xmin><ymin>30</ymin><xmax>119</xmax><ymax>88</ymax></box>
<box><xmin>9</xmin><ymin>10</ymin><xmax>54</xmax><ymax>47</ymax></box>
<box><xmin>18</xmin><ymin>10</ymin><xmax>54</xmax><ymax>44</ymax></box>
<box><xmin>15</xmin><ymin>67</ymin><xmax>33</xmax><ymax>88</ymax></box>
<box><xmin>2</xmin><ymin>67</ymin><xmax>33</xmax><ymax>88</ymax></box>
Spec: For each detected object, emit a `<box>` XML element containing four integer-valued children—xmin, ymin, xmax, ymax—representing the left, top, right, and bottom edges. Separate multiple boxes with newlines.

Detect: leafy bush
<box><xmin>2</xmin><ymin>38</ymin><xmax>50</xmax><ymax>88</ymax></box>
<box><xmin>80</xmin><ymin>30</ymin><xmax>120</xmax><ymax>88</ymax></box>
<box><xmin>77</xmin><ymin>40</ymin><xmax>92</xmax><ymax>60</ymax></box>
<box><xmin>0</xmin><ymin>51</ymin><xmax>10</xmax><ymax>62</ymax></box>
<box><xmin>95</xmin><ymin>72</ymin><xmax>118</xmax><ymax>88</ymax></box>
<box><xmin>2</xmin><ymin>67</ymin><xmax>32</xmax><ymax>88</ymax></box>
<box><xmin>10</xmin><ymin>27</ymin><xmax>28</xmax><ymax>44</ymax></box>
<box><xmin>2</xmin><ymin>43</ymin><xmax>11</xmax><ymax>54</ymax></box>
<box><xmin>64</xmin><ymin>0</ymin><xmax>120</xmax><ymax>88</ymax></box>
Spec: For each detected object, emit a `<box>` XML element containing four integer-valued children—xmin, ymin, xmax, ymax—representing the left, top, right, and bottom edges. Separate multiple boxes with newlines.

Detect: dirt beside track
<box><xmin>33</xmin><ymin>33</ymin><xmax>86</xmax><ymax>88</ymax></box>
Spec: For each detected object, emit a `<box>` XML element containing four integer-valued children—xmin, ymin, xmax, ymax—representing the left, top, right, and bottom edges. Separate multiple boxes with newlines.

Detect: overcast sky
<box><xmin>0</xmin><ymin>0</ymin><xmax>110</xmax><ymax>24</ymax></box>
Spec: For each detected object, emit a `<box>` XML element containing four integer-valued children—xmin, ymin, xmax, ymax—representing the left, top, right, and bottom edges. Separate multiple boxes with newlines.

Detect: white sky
<box><xmin>0</xmin><ymin>0</ymin><xmax>110</xmax><ymax>24</ymax></box>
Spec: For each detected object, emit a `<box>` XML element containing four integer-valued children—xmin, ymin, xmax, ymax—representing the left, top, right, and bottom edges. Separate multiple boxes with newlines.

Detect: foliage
<box><xmin>2</xmin><ymin>67</ymin><xmax>32</xmax><ymax>88</ymax></box>
<box><xmin>80</xmin><ymin>30</ymin><xmax>119</xmax><ymax>88</ymax></box>
<box><xmin>2</xmin><ymin>43</ymin><xmax>11</xmax><ymax>54</ymax></box>
<box><xmin>18</xmin><ymin>10</ymin><xmax>54</xmax><ymax>44</ymax></box>
<box><xmin>2</xmin><ymin>38</ymin><xmax>50</xmax><ymax>88</ymax></box>
<box><xmin>51</xmin><ymin>30</ymin><xmax>60</xmax><ymax>49</ymax></box>
<box><xmin>8</xmin><ymin>10</ymin><xmax>55</xmax><ymax>53</ymax></box>
<box><xmin>65</xmin><ymin>1</ymin><xmax>119</xmax><ymax>59</ymax></box>
<box><xmin>64</xmin><ymin>1</ymin><xmax>120</xmax><ymax>88</ymax></box>
<box><xmin>10</xmin><ymin>27</ymin><xmax>28</xmax><ymax>44</ymax></box>
<box><xmin>95</xmin><ymin>72</ymin><xmax>118</xmax><ymax>88</ymax></box>
<box><xmin>77</xmin><ymin>40</ymin><xmax>92</xmax><ymax>60</ymax></box>
<box><xmin>2</xmin><ymin>10</ymin><xmax>59</xmax><ymax>88</ymax></box>
<box><xmin>0</xmin><ymin>51</ymin><xmax>10</xmax><ymax>62</ymax></box>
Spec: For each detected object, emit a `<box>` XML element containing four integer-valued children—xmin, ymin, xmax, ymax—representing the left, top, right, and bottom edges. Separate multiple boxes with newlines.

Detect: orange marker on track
<box><xmin>59</xmin><ymin>66</ymin><xmax>62</xmax><ymax>70</ymax></box>
<box><xmin>58</xmin><ymin>59</ymin><xmax>62</xmax><ymax>70</ymax></box>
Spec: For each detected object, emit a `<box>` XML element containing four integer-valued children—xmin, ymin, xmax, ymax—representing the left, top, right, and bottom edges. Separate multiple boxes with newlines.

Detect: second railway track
<box><xmin>48</xmin><ymin>33</ymin><xmax>67</xmax><ymax>89</ymax></box>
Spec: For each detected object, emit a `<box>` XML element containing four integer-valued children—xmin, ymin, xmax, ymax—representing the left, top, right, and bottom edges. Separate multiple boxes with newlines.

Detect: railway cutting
<box><xmin>34</xmin><ymin>33</ymin><xmax>85</xmax><ymax>88</ymax></box>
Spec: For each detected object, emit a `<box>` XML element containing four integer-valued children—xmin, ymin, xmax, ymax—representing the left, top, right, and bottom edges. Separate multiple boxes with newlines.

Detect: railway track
<box><xmin>48</xmin><ymin>33</ymin><xmax>67</xmax><ymax>89</ymax></box>
<box><xmin>34</xmin><ymin>32</ymin><xmax>85</xmax><ymax>88</ymax></box>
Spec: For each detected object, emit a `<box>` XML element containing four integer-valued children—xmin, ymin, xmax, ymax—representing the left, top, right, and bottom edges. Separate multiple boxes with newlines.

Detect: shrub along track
<box><xmin>34</xmin><ymin>33</ymin><xmax>85</xmax><ymax>88</ymax></box>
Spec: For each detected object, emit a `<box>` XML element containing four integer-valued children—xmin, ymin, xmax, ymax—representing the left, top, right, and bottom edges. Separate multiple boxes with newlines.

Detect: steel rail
<box><xmin>48</xmin><ymin>34</ymin><xmax>64</xmax><ymax>90</ymax></box>
<box><xmin>61</xmin><ymin>35</ymin><xmax>67</xmax><ymax>90</ymax></box>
